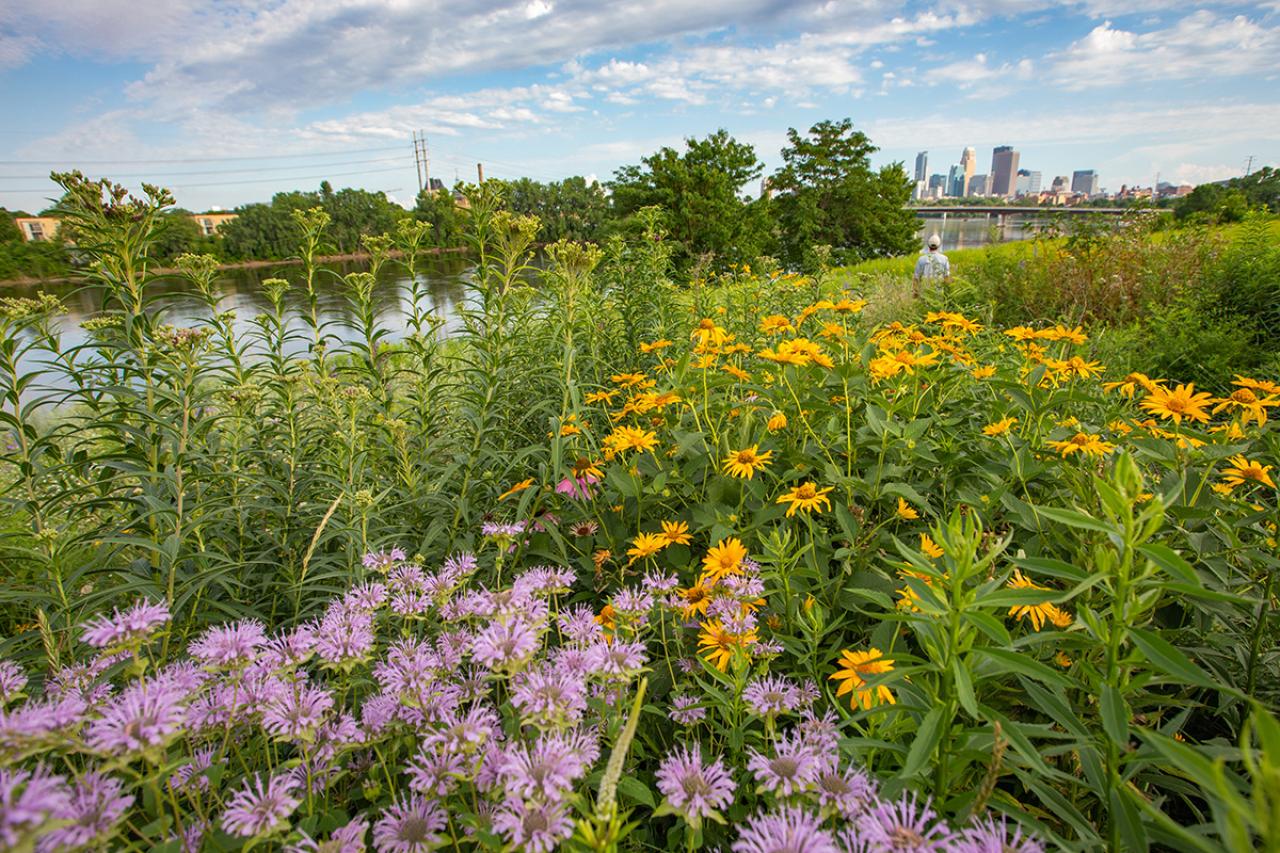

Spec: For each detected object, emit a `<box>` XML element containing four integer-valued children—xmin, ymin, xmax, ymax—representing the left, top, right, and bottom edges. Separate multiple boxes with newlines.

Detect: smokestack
<box><xmin>477</xmin><ymin>163</ymin><xmax>484</xmax><ymax>183</ymax></box>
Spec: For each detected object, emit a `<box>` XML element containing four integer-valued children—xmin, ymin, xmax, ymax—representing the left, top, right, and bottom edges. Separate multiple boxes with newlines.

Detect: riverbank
<box><xmin>0</xmin><ymin>244</ymin><xmax>471</xmax><ymax>287</ymax></box>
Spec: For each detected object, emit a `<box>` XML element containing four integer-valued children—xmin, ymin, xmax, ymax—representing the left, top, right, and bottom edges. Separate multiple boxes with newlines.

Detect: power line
<box><xmin>0</xmin><ymin>156</ymin><xmax>411</xmax><ymax>181</ymax></box>
<box><xmin>0</xmin><ymin>145</ymin><xmax>407</xmax><ymax>166</ymax></box>
<box><xmin>1</xmin><ymin>164</ymin><xmax>410</xmax><ymax>193</ymax></box>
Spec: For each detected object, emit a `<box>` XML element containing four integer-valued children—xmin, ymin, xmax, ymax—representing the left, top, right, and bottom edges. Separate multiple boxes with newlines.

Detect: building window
<box><xmin>27</xmin><ymin>223</ymin><xmax>45</xmax><ymax>240</ymax></box>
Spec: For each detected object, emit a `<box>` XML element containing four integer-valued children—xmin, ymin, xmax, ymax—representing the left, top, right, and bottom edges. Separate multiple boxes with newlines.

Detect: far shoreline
<box><xmin>0</xmin><ymin>244</ymin><xmax>472</xmax><ymax>288</ymax></box>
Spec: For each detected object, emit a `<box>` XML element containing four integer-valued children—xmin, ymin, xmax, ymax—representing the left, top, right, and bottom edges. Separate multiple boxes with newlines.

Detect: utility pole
<box><xmin>477</xmin><ymin>162</ymin><xmax>484</xmax><ymax>183</ymax></box>
<box><xmin>1244</xmin><ymin>155</ymin><xmax>1254</xmax><ymax>177</ymax></box>
<box><xmin>412</xmin><ymin>131</ymin><xmax>430</xmax><ymax>193</ymax></box>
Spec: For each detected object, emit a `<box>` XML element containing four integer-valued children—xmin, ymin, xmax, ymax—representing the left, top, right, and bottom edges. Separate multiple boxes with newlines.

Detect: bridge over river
<box><xmin>910</xmin><ymin>206</ymin><xmax>1152</xmax><ymax>248</ymax></box>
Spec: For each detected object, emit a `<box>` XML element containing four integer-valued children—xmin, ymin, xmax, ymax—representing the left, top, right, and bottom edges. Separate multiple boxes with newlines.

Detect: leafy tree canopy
<box><xmin>499</xmin><ymin>176</ymin><xmax>610</xmax><ymax>244</ymax></box>
<box><xmin>609</xmin><ymin>129</ymin><xmax>774</xmax><ymax>270</ymax></box>
<box><xmin>769</xmin><ymin>118</ymin><xmax>917</xmax><ymax>268</ymax></box>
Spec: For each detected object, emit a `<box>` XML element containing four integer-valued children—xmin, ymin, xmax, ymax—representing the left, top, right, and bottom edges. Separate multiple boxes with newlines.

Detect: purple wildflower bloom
<box><xmin>953</xmin><ymin>815</ymin><xmax>1045</xmax><ymax>853</ymax></box>
<box><xmin>344</xmin><ymin>582</ymin><xmax>389</xmax><ymax>611</ymax></box>
<box><xmin>492</xmin><ymin>797</ymin><xmax>574</xmax><ymax>853</ymax></box>
<box><xmin>612</xmin><ymin>588</ymin><xmax>655</xmax><ymax>622</ymax></box>
<box><xmin>732</xmin><ymin>807</ymin><xmax>839</xmax><ymax>853</ymax></box>
<box><xmin>86</xmin><ymin>678</ymin><xmax>188</xmax><ymax>755</ymax></box>
<box><xmin>798</xmin><ymin>679</ymin><xmax>820</xmax><ymax>707</ymax></box>
<box><xmin>747</xmin><ymin>735</ymin><xmax>820</xmax><ymax>797</ymax></box>
<box><xmin>500</xmin><ymin>736</ymin><xmax>587</xmax><ymax>802</ymax></box>
<box><xmin>372</xmin><ymin>794</ymin><xmax>445</xmax><ymax>852</ymax></box>
<box><xmin>558</xmin><ymin>604</ymin><xmax>603</xmax><ymax>645</ymax></box>
<box><xmin>37</xmin><ymin>771</ymin><xmax>133</xmax><ymax>852</ymax></box>
<box><xmin>814</xmin><ymin>764</ymin><xmax>877</xmax><ymax>820</ymax></box>
<box><xmin>655</xmin><ymin>744</ymin><xmax>736</xmax><ymax>820</ymax></box>
<box><xmin>169</xmin><ymin>747</ymin><xmax>216</xmax><ymax>793</ymax></box>
<box><xmin>375</xmin><ymin>639</ymin><xmax>441</xmax><ymax>693</ymax></box>
<box><xmin>442</xmin><ymin>551</ymin><xmax>478</xmax><ymax>580</ymax></box>
<box><xmin>288</xmin><ymin>816</ymin><xmax>370</xmax><ymax>853</ymax></box>
<box><xmin>261</xmin><ymin>682</ymin><xmax>335</xmax><ymax>740</ymax></box>
<box><xmin>642</xmin><ymin>569</ymin><xmax>679</xmax><ymax>593</ymax></box>
<box><xmin>720</xmin><ymin>573</ymin><xmax>766</xmax><ymax>600</ymax></box>
<box><xmin>706</xmin><ymin>597</ymin><xmax>744</xmax><ymax>622</ymax></box>
<box><xmin>360</xmin><ymin>692</ymin><xmax>404</xmax><ymax>735</ymax></box>
<box><xmin>482</xmin><ymin>521</ymin><xmax>527</xmax><ymax>537</ymax></box>
<box><xmin>315</xmin><ymin>609</ymin><xmax>376</xmax><ymax>667</ymax></box>
<box><xmin>80</xmin><ymin>599</ymin><xmax>171</xmax><ymax>649</ymax></box>
<box><xmin>669</xmin><ymin>694</ymin><xmax>707</xmax><ymax>725</ymax></box>
<box><xmin>363</xmin><ymin>548</ymin><xmax>407</xmax><ymax>571</ymax></box>
<box><xmin>857</xmin><ymin>794</ymin><xmax>955</xmax><ymax>851</ymax></box>
<box><xmin>755</xmin><ymin>639</ymin><xmax>785</xmax><ymax>657</ymax></box>
<box><xmin>257</xmin><ymin>624</ymin><xmax>317</xmax><ymax>671</ymax></box>
<box><xmin>743</xmin><ymin>674</ymin><xmax>802</xmax><ymax>718</ymax></box>
<box><xmin>189</xmin><ymin>620</ymin><xmax>268</xmax><ymax>668</ymax></box>
<box><xmin>552</xmin><ymin>647</ymin><xmax>593</xmax><ymax>679</ymax></box>
<box><xmin>723</xmin><ymin>610</ymin><xmax>759</xmax><ymax>637</ymax></box>
<box><xmin>0</xmin><ymin>767</ymin><xmax>71</xmax><ymax>850</ymax></box>
<box><xmin>0</xmin><ymin>661</ymin><xmax>27</xmax><ymax>704</ymax></box>
<box><xmin>405</xmin><ymin>747</ymin><xmax>468</xmax><ymax>797</ymax></box>
<box><xmin>387</xmin><ymin>564</ymin><xmax>427</xmax><ymax>594</ymax></box>
<box><xmin>585</xmin><ymin>640</ymin><xmax>647</xmax><ymax>678</ymax></box>
<box><xmin>390</xmin><ymin>591</ymin><xmax>431</xmax><ymax>617</ymax></box>
<box><xmin>513</xmin><ymin>566</ymin><xmax>575</xmax><ymax>597</ymax></box>
<box><xmin>677</xmin><ymin>656</ymin><xmax>700</xmax><ymax>674</ymax></box>
<box><xmin>221</xmin><ymin>773</ymin><xmax>300</xmax><ymax>838</ymax></box>
<box><xmin>511</xmin><ymin>666</ymin><xmax>587</xmax><ymax>727</ymax></box>
<box><xmin>0</xmin><ymin>696</ymin><xmax>87</xmax><ymax>750</ymax></box>
<box><xmin>554</xmin><ymin>474</ymin><xmax>599</xmax><ymax>501</ymax></box>
<box><xmin>471</xmin><ymin>619</ymin><xmax>539</xmax><ymax>670</ymax></box>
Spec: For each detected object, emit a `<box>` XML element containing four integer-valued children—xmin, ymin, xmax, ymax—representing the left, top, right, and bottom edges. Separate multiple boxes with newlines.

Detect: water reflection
<box><xmin>915</xmin><ymin>216</ymin><xmax>1043</xmax><ymax>251</ymax></box>
<box><xmin>9</xmin><ymin>256</ymin><xmax>473</xmax><ymax>387</ymax></box>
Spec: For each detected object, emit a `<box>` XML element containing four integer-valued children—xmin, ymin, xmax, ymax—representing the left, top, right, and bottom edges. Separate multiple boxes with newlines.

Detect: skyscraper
<box><xmin>947</xmin><ymin>164</ymin><xmax>964</xmax><ymax>198</ymax></box>
<box><xmin>960</xmin><ymin>147</ymin><xmax>976</xmax><ymax>196</ymax></box>
<box><xmin>969</xmin><ymin>174</ymin><xmax>989</xmax><ymax>196</ymax></box>
<box><xmin>1072</xmin><ymin>170</ymin><xmax>1100</xmax><ymax>197</ymax></box>
<box><xmin>990</xmin><ymin>146</ymin><xmax>1020</xmax><ymax>197</ymax></box>
<box><xmin>1015</xmin><ymin>169</ymin><xmax>1042</xmax><ymax>196</ymax></box>
<box><xmin>914</xmin><ymin>151</ymin><xmax>928</xmax><ymax>183</ymax></box>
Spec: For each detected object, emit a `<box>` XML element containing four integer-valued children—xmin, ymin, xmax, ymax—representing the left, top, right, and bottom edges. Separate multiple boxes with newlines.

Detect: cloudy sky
<box><xmin>1</xmin><ymin>1</ymin><xmax>1277</xmax><ymax>212</ymax></box>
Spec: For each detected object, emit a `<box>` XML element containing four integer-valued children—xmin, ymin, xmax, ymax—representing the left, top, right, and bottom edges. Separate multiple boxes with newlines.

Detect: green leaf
<box><xmin>1032</xmin><ymin>505</ymin><xmax>1117</xmax><ymax>535</ymax></box>
<box><xmin>952</xmin><ymin>657</ymin><xmax>978</xmax><ymax>717</ymax></box>
<box><xmin>900</xmin><ymin>707</ymin><xmax>944</xmax><ymax>779</ymax></box>
<box><xmin>1100</xmin><ymin>684</ymin><xmax>1130</xmax><ymax>746</ymax></box>
<box><xmin>1137</xmin><ymin>542</ymin><xmax>1200</xmax><ymax>586</ymax></box>
<box><xmin>1128</xmin><ymin>627</ymin><xmax>1220</xmax><ymax>691</ymax></box>
<box><xmin>616</xmin><ymin>775</ymin><xmax>654</xmax><ymax>808</ymax></box>
<box><xmin>976</xmin><ymin>648</ymin><xmax>1072</xmax><ymax>688</ymax></box>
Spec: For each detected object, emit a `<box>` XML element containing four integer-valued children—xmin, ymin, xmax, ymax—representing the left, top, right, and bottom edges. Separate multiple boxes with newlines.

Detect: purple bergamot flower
<box><xmin>655</xmin><ymin>744</ymin><xmax>736</xmax><ymax>821</ymax></box>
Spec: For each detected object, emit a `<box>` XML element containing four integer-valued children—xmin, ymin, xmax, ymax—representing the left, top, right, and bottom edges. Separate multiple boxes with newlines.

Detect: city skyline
<box><xmin>1</xmin><ymin>2</ymin><xmax>1277</xmax><ymax>212</ymax></box>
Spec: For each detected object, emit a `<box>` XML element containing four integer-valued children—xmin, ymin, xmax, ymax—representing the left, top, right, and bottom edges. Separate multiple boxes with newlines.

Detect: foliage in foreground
<box><xmin>0</xmin><ymin>174</ymin><xmax>1278</xmax><ymax>851</ymax></box>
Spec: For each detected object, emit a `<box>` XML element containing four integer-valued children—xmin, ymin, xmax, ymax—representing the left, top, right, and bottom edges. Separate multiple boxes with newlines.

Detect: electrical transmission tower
<box><xmin>412</xmin><ymin>131</ymin><xmax>430</xmax><ymax>192</ymax></box>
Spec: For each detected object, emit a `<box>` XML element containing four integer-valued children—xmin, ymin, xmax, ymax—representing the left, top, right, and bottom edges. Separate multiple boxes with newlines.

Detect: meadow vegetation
<box><xmin>0</xmin><ymin>173</ymin><xmax>1278</xmax><ymax>852</ymax></box>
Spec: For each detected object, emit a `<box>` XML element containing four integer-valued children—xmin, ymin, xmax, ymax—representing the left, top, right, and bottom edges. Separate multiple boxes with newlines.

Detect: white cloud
<box><xmin>1048</xmin><ymin>10</ymin><xmax>1280</xmax><ymax>90</ymax></box>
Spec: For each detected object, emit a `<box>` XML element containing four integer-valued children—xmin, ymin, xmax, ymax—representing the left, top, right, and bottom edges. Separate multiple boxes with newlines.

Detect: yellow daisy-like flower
<box><xmin>982</xmin><ymin>416</ymin><xmax>1018</xmax><ymax>437</ymax></box>
<box><xmin>776</xmin><ymin>482</ymin><xmax>834</xmax><ymax>517</ymax></box>
<box><xmin>829</xmin><ymin>648</ymin><xmax>896</xmax><ymax>711</ymax></box>
<box><xmin>611</xmin><ymin>372</ymin><xmax>649</xmax><ymax>387</ymax></box>
<box><xmin>639</xmin><ymin>339</ymin><xmax>673</xmax><ymax>353</ymax></box>
<box><xmin>660</xmin><ymin>520</ymin><xmax>692</xmax><ymax>546</ymax></box>
<box><xmin>692</xmin><ymin>319</ymin><xmax>730</xmax><ymax>350</ymax></box>
<box><xmin>760</xmin><ymin>314</ymin><xmax>795</xmax><ymax>335</ymax></box>
<box><xmin>697</xmin><ymin>620</ymin><xmax>757</xmax><ymax>672</ymax></box>
<box><xmin>626</xmin><ymin>532</ymin><xmax>668</xmax><ymax>563</ymax></box>
<box><xmin>832</xmin><ymin>297</ymin><xmax>868</xmax><ymax>314</ymax></box>
<box><xmin>1212</xmin><ymin>386</ymin><xmax>1279</xmax><ymax>426</ymax></box>
<box><xmin>1220</xmin><ymin>455</ymin><xmax>1276</xmax><ymax>490</ymax></box>
<box><xmin>895</xmin><ymin>498</ymin><xmax>919</xmax><ymax>520</ymax></box>
<box><xmin>559</xmin><ymin>421</ymin><xmax>581</xmax><ymax>436</ymax></box>
<box><xmin>1233</xmin><ymin>375</ymin><xmax>1280</xmax><ymax>396</ymax></box>
<box><xmin>498</xmin><ymin>478</ymin><xmax>534</xmax><ymax>501</ymax></box>
<box><xmin>767</xmin><ymin>411</ymin><xmax>788</xmax><ymax>431</ymax></box>
<box><xmin>602</xmin><ymin>426</ymin><xmax>659</xmax><ymax>458</ymax></box>
<box><xmin>594</xmin><ymin>604</ymin><xmax>616</xmax><ymax>632</ymax></box>
<box><xmin>584</xmin><ymin>389</ymin><xmax>618</xmax><ymax>404</ymax></box>
<box><xmin>919</xmin><ymin>533</ymin><xmax>944</xmax><ymax>558</ymax></box>
<box><xmin>1006</xmin><ymin>569</ymin><xmax>1072</xmax><ymax>630</ymax></box>
<box><xmin>722</xmin><ymin>364</ymin><xmax>751</xmax><ymax>382</ymax></box>
<box><xmin>1102</xmin><ymin>372</ymin><xmax>1162</xmax><ymax>399</ymax></box>
<box><xmin>1140</xmin><ymin>382</ymin><xmax>1214</xmax><ymax>425</ymax></box>
<box><xmin>701</xmin><ymin>537</ymin><xmax>748</xmax><ymax>582</ymax></box>
<box><xmin>678</xmin><ymin>580</ymin><xmax>714</xmax><ymax>619</ymax></box>
<box><xmin>1046</xmin><ymin>432</ymin><xmax>1116</xmax><ymax>458</ymax></box>
<box><xmin>972</xmin><ymin>365</ymin><xmax>996</xmax><ymax>380</ymax></box>
<box><xmin>723</xmin><ymin>445</ymin><xmax>774</xmax><ymax>479</ymax></box>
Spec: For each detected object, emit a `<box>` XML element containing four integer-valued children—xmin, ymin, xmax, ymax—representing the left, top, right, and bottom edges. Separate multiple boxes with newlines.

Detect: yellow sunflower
<box><xmin>626</xmin><ymin>532</ymin><xmax>668</xmax><ymax>564</ymax></box>
<box><xmin>1220</xmin><ymin>455</ymin><xmax>1276</xmax><ymax>490</ymax></box>
<box><xmin>895</xmin><ymin>498</ymin><xmax>919</xmax><ymax>520</ymax></box>
<box><xmin>1140</xmin><ymin>383</ymin><xmax>1214</xmax><ymax>425</ymax></box>
<box><xmin>701</xmin><ymin>537</ymin><xmax>748</xmax><ymax>582</ymax></box>
<box><xmin>498</xmin><ymin>478</ymin><xmax>534</xmax><ymax>501</ymax></box>
<box><xmin>722</xmin><ymin>445</ymin><xmax>774</xmax><ymax>479</ymax></box>
<box><xmin>829</xmin><ymin>648</ymin><xmax>896</xmax><ymax>711</ymax></box>
<box><xmin>660</xmin><ymin>520</ymin><xmax>692</xmax><ymax>546</ymax></box>
<box><xmin>776</xmin><ymin>482</ymin><xmax>834</xmax><ymax>517</ymax></box>
<box><xmin>983</xmin><ymin>416</ymin><xmax>1018</xmax><ymax>437</ymax></box>
<box><xmin>1006</xmin><ymin>570</ymin><xmax>1072</xmax><ymax>630</ymax></box>
<box><xmin>697</xmin><ymin>620</ymin><xmax>757</xmax><ymax>672</ymax></box>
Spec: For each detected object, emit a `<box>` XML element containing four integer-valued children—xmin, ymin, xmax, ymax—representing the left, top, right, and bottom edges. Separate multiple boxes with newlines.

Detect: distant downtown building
<box><xmin>1072</xmin><ymin>169</ymin><xmax>1100</xmax><ymax>197</ymax></box>
<box><xmin>914</xmin><ymin>151</ymin><xmax>928</xmax><ymax>183</ymax></box>
<box><xmin>960</xmin><ymin>147</ymin><xmax>977</xmax><ymax>196</ymax></box>
<box><xmin>969</xmin><ymin>174</ymin><xmax>989</xmax><ymax>196</ymax></box>
<box><xmin>947</xmin><ymin>164</ymin><xmax>965</xmax><ymax>198</ymax></box>
<box><xmin>1051</xmin><ymin>175</ymin><xmax>1070</xmax><ymax>193</ymax></box>
<box><xmin>989</xmin><ymin>146</ymin><xmax>1020</xmax><ymax>198</ymax></box>
<box><xmin>1015</xmin><ymin>169</ymin><xmax>1042</xmax><ymax>197</ymax></box>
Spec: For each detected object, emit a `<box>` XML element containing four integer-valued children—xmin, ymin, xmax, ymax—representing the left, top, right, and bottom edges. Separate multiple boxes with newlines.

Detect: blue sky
<box><xmin>1</xmin><ymin>1</ymin><xmax>1277</xmax><ymax>212</ymax></box>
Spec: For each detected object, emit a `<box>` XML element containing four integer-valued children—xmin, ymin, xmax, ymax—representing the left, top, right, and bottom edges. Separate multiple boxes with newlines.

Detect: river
<box><xmin>915</xmin><ymin>215</ymin><xmax>1042</xmax><ymax>250</ymax></box>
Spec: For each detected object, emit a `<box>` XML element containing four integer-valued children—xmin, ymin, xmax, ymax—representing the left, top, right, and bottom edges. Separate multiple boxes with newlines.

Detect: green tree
<box><xmin>0</xmin><ymin>209</ymin><xmax>24</xmax><ymax>244</ymax></box>
<box><xmin>609</xmin><ymin>129</ymin><xmax>773</xmax><ymax>270</ymax></box>
<box><xmin>150</xmin><ymin>209</ymin><xmax>211</xmax><ymax>262</ymax></box>
<box><xmin>769</xmin><ymin>118</ymin><xmax>917</xmax><ymax>267</ymax></box>
<box><xmin>500</xmin><ymin>176</ymin><xmax>611</xmax><ymax>243</ymax></box>
<box><xmin>413</xmin><ymin>187</ymin><xmax>467</xmax><ymax>248</ymax></box>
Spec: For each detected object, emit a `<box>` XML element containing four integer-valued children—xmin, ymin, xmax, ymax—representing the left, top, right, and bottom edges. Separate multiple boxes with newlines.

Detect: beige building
<box><xmin>14</xmin><ymin>216</ymin><xmax>61</xmax><ymax>242</ymax></box>
<box><xmin>192</xmin><ymin>212</ymin><xmax>238</xmax><ymax>236</ymax></box>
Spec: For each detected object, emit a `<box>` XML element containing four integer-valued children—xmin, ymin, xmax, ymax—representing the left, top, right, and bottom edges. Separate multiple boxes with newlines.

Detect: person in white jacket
<box><xmin>912</xmin><ymin>234</ymin><xmax>950</xmax><ymax>297</ymax></box>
